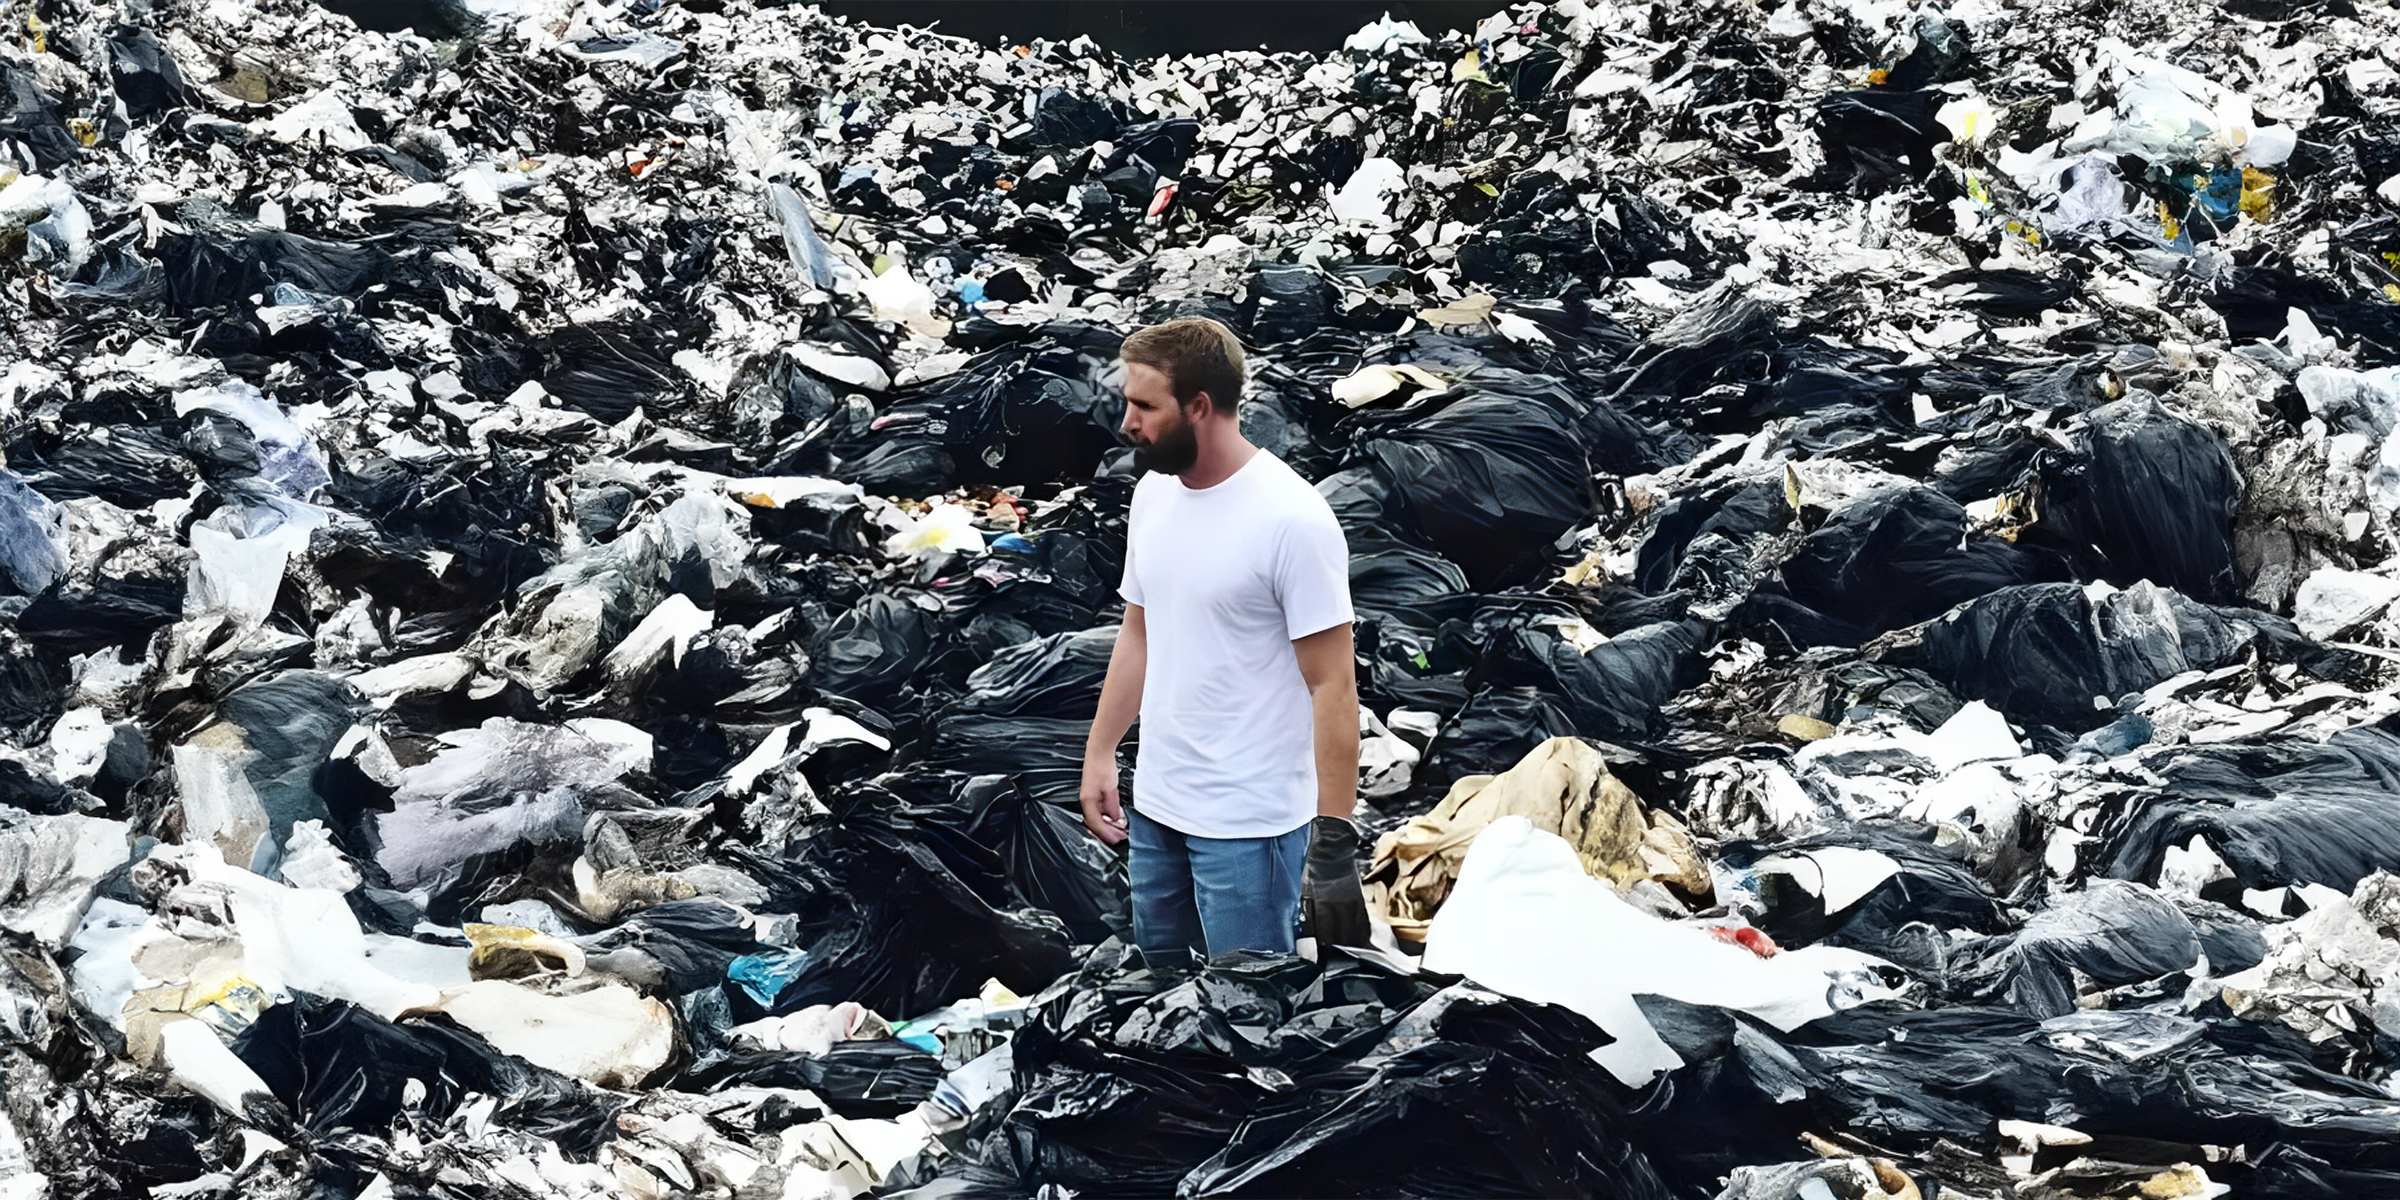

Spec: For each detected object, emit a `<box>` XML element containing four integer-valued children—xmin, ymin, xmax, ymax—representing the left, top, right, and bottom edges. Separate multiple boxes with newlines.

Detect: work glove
<box><xmin>1302</xmin><ymin>815</ymin><xmax>1372</xmax><ymax>950</ymax></box>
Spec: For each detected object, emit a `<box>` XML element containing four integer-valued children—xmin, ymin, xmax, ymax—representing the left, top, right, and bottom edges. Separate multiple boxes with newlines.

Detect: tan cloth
<box><xmin>1364</xmin><ymin>736</ymin><xmax>1710</xmax><ymax>938</ymax></box>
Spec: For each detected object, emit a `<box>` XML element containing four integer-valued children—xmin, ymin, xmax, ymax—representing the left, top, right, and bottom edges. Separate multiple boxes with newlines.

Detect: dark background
<box><xmin>317</xmin><ymin>0</ymin><xmax>1496</xmax><ymax>53</ymax></box>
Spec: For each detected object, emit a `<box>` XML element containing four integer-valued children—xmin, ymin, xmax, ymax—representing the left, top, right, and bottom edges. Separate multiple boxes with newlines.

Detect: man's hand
<box><xmin>1303</xmin><ymin>815</ymin><xmax>1371</xmax><ymax>949</ymax></box>
<box><xmin>1082</xmin><ymin>607</ymin><xmax>1143</xmax><ymax>847</ymax></box>
<box><xmin>1080</xmin><ymin>751</ymin><xmax>1128</xmax><ymax>846</ymax></box>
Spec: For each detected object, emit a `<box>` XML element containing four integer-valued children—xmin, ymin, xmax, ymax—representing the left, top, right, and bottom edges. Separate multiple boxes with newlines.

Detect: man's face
<box><xmin>1120</xmin><ymin>362</ymin><xmax>1202</xmax><ymax>475</ymax></box>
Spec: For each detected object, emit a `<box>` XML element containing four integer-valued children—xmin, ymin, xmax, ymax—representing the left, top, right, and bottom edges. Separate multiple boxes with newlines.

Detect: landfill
<box><xmin>3</xmin><ymin>0</ymin><xmax>2400</xmax><ymax>1194</ymax></box>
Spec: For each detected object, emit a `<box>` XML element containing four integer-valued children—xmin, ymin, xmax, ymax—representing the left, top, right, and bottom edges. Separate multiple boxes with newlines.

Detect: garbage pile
<box><xmin>4</xmin><ymin>0</ymin><xmax>2400</xmax><ymax>1194</ymax></box>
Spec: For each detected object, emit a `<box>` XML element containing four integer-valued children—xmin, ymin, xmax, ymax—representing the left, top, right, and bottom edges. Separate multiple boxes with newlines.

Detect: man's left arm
<box><xmin>1295</xmin><ymin>623</ymin><xmax>1371</xmax><ymax>949</ymax></box>
<box><xmin>1294</xmin><ymin>624</ymin><xmax>1359</xmax><ymax>820</ymax></box>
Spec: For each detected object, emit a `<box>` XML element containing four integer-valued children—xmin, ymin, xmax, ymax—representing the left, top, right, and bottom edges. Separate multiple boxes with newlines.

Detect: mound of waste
<box><xmin>2</xmin><ymin>0</ymin><xmax>2400</xmax><ymax>1195</ymax></box>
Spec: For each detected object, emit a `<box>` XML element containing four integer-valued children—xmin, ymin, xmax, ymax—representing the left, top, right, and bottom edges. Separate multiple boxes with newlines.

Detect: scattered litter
<box><xmin>3</xmin><ymin>0</ymin><xmax>2400</xmax><ymax>1194</ymax></box>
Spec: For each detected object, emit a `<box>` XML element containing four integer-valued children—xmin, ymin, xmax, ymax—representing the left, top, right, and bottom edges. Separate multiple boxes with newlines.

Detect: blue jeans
<box><xmin>1126</xmin><ymin>808</ymin><xmax>1308</xmax><ymax>963</ymax></box>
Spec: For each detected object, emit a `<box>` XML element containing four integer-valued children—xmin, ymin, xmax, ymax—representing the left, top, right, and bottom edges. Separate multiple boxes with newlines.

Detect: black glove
<box><xmin>1302</xmin><ymin>815</ymin><xmax>1372</xmax><ymax>950</ymax></box>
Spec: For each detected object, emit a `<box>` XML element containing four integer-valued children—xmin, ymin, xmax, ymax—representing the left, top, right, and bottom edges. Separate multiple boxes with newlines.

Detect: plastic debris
<box><xmin>2</xmin><ymin>0</ymin><xmax>2400</xmax><ymax>1194</ymax></box>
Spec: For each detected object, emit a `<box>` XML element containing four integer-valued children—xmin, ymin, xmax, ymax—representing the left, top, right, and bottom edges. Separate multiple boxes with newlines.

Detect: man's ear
<box><xmin>1186</xmin><ymin>390</ymin><xmax>1216</xmax><ymax>421</ymax></box>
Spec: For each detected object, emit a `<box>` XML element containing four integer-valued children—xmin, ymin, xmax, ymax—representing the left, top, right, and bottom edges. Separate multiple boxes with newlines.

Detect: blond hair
<box><xmin>1119</xmin><ymin>317</ymin><xmax>1246</xmax><ymax>414</ymax></box>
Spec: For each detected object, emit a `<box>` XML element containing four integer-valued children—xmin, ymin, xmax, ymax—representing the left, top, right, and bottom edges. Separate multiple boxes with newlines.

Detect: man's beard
<box><xmin>1135</xmin><ymin>411</ymin><xmax>1201</xmax><ymax>475</ymax></box>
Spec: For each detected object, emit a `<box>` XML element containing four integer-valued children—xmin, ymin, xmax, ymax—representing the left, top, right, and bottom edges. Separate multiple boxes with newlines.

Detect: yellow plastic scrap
<box><xmin>1451</xmin><ymin>47</ymin><xmax>1492</xmax><ymax>85</ymax></box>
<box><xmin>1778</xmin><ymin>714</ymin><xmax>1836</xmax><ymax>740</ymax></box>
<box><xmin>24</xmin><ymin>12</ymin><xmax>45</xmax><ymax>52</ymax></box>
<box><xmin>2137</xmin><ymin>1166</ymin><xmax>2217</xmax><ymax>1199</ymax></box>
<box><xmin>1561</xmin><ymin>546</ymin><xmax>1609</xmax><ymax>587</ymax></box>
<box><xmin>2158</xmin><ymin>201</ymin><xmax>2181</xmax><ymax>241</ymax></box>
<box><xmin>68</xmin><ymin>118</ymin><xmax>97</xmax><ymax>147</ymax></box>
<box><xmin>466</xmin><ymin>923</ymin><xmax>588</xmax><ymax>980</ymax></box>
<box><xmin>189</xmin><ymin>976</ymin><xmax>272</xmax><ymax>1035</ymax></box>
<box><xmin>1965</xmin><ymin>174</ymin><xmax>1989</xmax><ymax>206</ymax></box>
<box><xmin>2386</xmin><ymin>284</ymin><xmax>2400</xmax><ymax>304</ymax></box>
<box><xmin>1417</xmin><ymin>292</ymin><xmax>1497</xmax><ymax>326</ymax></box>
<box><xmin>2240</xmin><ymin>168</ymin><xmax>2275</xmax><ymax>222</ymax></box>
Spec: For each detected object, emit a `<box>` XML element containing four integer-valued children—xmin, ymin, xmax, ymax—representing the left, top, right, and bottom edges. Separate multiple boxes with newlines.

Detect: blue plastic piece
<box><xmin>727</xmin><ymin>947</ymin><xmax>810</xmax><ymax>1007</ymax></box>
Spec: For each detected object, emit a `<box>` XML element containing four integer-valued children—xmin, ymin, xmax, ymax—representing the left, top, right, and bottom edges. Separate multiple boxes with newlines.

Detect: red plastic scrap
<box><xmin>1708</xmin><ymin>925</ymin><xmax>1780</xmax><ymax>958</ymax></box>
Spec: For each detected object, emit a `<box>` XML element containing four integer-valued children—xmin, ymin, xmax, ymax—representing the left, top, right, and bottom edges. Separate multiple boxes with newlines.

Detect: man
<box><xmin>1079</xmin><ymin>316</ymin><xmax>1372</xmax><ymax>962</ymax></box>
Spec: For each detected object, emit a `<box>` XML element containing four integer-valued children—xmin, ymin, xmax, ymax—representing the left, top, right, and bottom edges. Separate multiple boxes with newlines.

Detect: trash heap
<box><xmin>4</xmin><ymin>0</ymin><xmax>2400</xmax><ymax>1194</ymax></box>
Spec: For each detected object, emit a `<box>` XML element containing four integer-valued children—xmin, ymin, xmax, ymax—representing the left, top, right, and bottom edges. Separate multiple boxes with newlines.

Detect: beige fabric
<box><xmin>1364</xmin><ymin>736</ymin><xmax>1710</xmax><ymax>938</ymax></box>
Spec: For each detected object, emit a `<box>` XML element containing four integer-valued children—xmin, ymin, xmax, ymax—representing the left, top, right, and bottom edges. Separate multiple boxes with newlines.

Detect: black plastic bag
<box><xmin>538</xmin><ymin>319</ymin><xmax>697</xmax><ymax>425</ymax></box>
<box><xmin>1488</xmin><ymin>617</ymin><xmax>1713</xmax><ymax>742</ymax></box>
<box><xmin>232</xmin><ymin>995</ymin><xmax>617</xmax><ymax>1157</ymax></box>
<box><xmin>1415</xmin><ymin>686</ymin><xmax>1579</xmax><ymax>791</ymax></box>
<box><xmin>831</xmin><ymin>324</ymin><xmax>1123</xmax><ymax>493</ymax></box>
<box><xmin>1946</xmin><ymin>879</ymin><xmax>2204</xmax><ymax>1017</ymax></box>
<box><xmin>676</xmin><ymin>1038</ymin><xmax>943</xmax><ymax>1117</ymax></box>
<box><xmin>208</xmin><ymin>670</ymin><xmax>365</xmax><ymax>874</ymax></box>
<box><xmin>1241</xmin><ymin>264</ymin><xmax>1336</xmax><ymax>345</ymax></box>
<box><xmin>733</xmin><ymin>783</ymin><xmax>1077</xmax><ymax>1019</ymax></box>
<box><xmin>2029</xmin><ymin>393</ymin><xmax>2243</xmax><ymax>604</ymax></box>
<box><xmin>108</xmin><ymin>25</ymin><xmax>191</xmax><ymax>118</ymax></box>
<box><xmin>1352</xmin><ymin>391</ymin><xmax>1596</xmax><ymax>589</ymax></box>
<box><xmin>580</xmin><ymin>899</ymin><xmax>764</xmax><ymax>995</ymax></box>
<box><xmin>14</xmin><ymin>575</ymin><xmax>184</xmax><ymax>655</ymax></box>
<box><xmin>6</xmin><ymin>416</ymin><xmax>198</xmax><ymax>508</ymax></box>
<box><xmin>1021</xmin><ymin>89</ymin><xmax>1126</xmax><ymax>150</ymax></box>
<box><xmin>809</xmin><ymin>592</ymin><xmax>940</xmax><ymax>708</ymax></box>
<box><xmin>1724</xmin><ymin>827</ymin><xmax>2007</xmax><ymax>962</ymax></box>
<box><xmin>990</xmin><ymin>944</ymin><xmax>1670</xmax><ymax>1199</ymax></box>
<box><xmin>961</xmin><ymin>774</ymin><xmax>1130</xmax><ymax>944</ymax></box>
<box><xmin>2094</xmin><ymin>725</ymin><xmax>2400</xmax><ymax>895</ymax></box>
<box><xmin>1751</xmin><ymin>484</ymin><xmax>2071</xmax><ymax>646</ymax></box>
<box><xmin>918</xmin><ymin>627</ymin><xmax>1114</xmax><ymax>804</ymax></box>
<box><xmin>1911</xmin><ymin>582</ymin><xmax>2274</xmax><ymax>732</ymax></box>
<box><xmin>154</xmin><ymin>220</ymin><xmax>400</xmax><ymax>313</ymax></box>
<box><xmin>1810</xmin><ymin>89</ymin><xmax>1947</xmax><ymax>193</ymax></box>
<box><xmin>0</xmin><ymin>59</ymin><xmax>80</xmax><ymax>171</ymax></box>
<box><xmin>1632</xmin><ymin>476</ymin><xmax>1791</xmax><ymax>596</ymax></box>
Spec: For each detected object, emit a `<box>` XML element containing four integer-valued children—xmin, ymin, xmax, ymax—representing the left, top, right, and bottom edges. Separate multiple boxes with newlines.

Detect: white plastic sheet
<box><xmin>1423</xmin><ymin>817</ymin><xmax>1900</xmax><ymax>1086</ymax></box>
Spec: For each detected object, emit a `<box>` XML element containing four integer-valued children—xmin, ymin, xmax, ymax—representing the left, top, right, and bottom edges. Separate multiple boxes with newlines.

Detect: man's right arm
<box><xmin>1080</xmin><ymin>604</ymin><xmax>1146</xmax><ymax>845</ymax></box>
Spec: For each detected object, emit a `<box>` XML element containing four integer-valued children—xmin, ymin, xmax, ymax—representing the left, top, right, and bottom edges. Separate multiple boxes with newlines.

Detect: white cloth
<box><xmin>1120</xmin><ymin>450</ymin><xmax>1353</xmax><ymax>838</ymax></box>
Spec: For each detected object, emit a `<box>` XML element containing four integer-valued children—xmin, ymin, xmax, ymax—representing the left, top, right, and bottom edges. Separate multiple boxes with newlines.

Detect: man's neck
<box><xmin>1175</xmin><ymin>428</ymin><xmax>1259</xmax><ymax>490</ymax></box>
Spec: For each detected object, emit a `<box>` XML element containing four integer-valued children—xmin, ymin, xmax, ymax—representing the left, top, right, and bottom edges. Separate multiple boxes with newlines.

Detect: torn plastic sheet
<box><xmin>428</xmin><ymin>978</ymin><xmax>676</xmax><ymax>1089</ymax></box>
<box><xmin>0</xmin><ymin>469</ymin><xmax>68</xmax><ymax>596</ymax></box>
<box><xmin>1367</xmin><ymin>736</ymin><xmax>1707</xmax><ymax>940</ymax></box>
<box><xmin>0</xmin><ymin>811</ymin><xmax>131</xmax><ymax>949</ymax></box>
<box><xmin>184</xmin><ymin>499</ymin><xmax>333</xmax><ymax>627</ymax></box>
<box><xmin>170</xmin><ymin>383</ymin><xmax>330</xmax><ymax>501</ymax></box>
<box><xmin>763</xmin><ymin>181</ymin><xmax>839</xmax><ymax>289</ymax></box>
<box><xmin>1424</xmin><ymin>818</ymin><xmax>1901</xmax><ymax>1087</ymax></box>
<box><xmin>373</xmin><ymin>717</ymin><xmax>645</xmax><ymax>900</ymax></box>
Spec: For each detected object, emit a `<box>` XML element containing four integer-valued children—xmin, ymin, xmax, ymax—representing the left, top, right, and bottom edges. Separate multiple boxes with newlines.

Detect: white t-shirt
<box><xmin>1118</xmin><ymin>449</ymin><xmax>1354</xmax><ymax>839</ymax></box>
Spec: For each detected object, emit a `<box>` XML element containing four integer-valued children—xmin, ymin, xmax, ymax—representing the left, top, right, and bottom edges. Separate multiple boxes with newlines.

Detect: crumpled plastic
<box><xmin>1366</xmin><ymin>736</ymin><xmax>1707</xmax><ymax>939</ymax></box>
